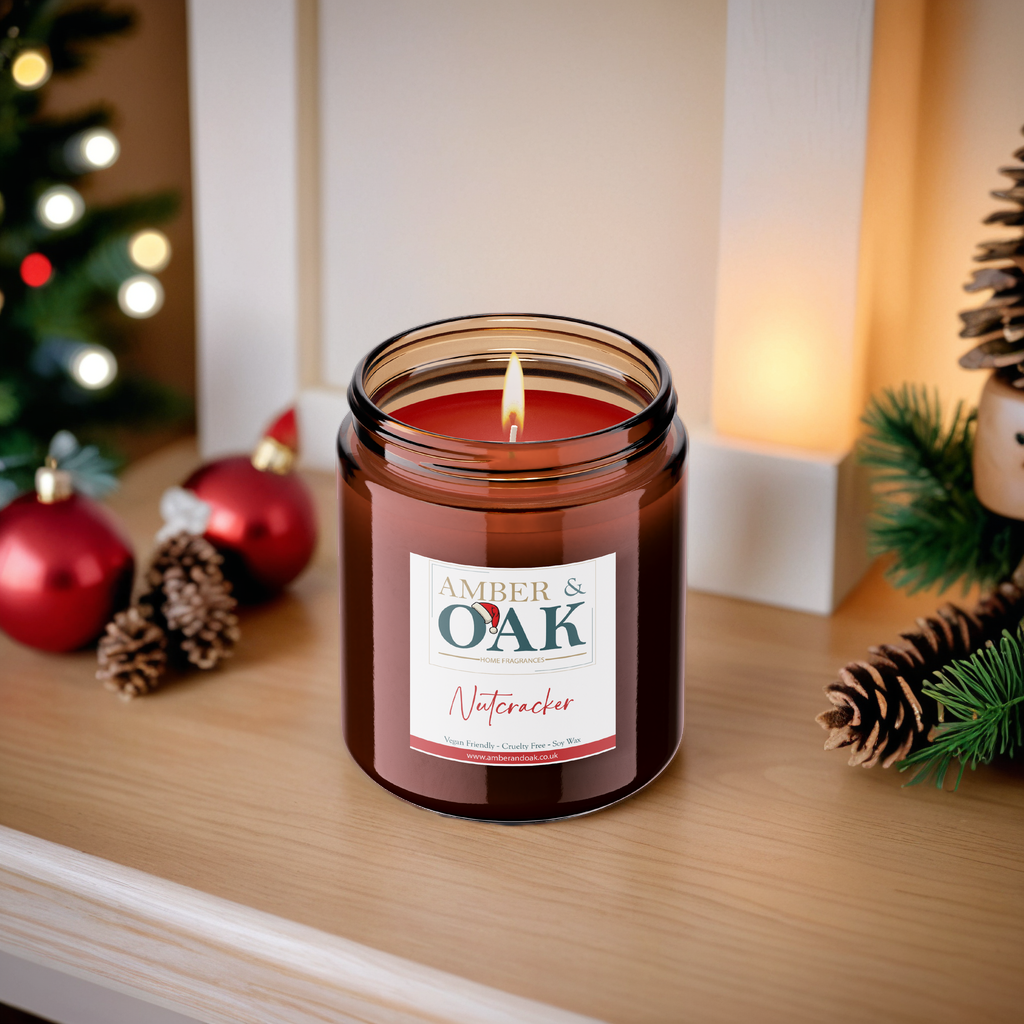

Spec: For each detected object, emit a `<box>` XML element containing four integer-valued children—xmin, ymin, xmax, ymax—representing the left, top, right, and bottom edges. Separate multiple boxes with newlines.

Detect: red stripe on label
<box><xmin>409</xmin><ymin>735</ymin><xmax>616</xmax><ymax>766</ymax></box>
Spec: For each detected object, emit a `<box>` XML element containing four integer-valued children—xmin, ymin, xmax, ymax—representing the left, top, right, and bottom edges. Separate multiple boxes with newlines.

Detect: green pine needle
<box><xmin>859</xmin><ymin>385</ymin><xmax>1024</xmax><ymax>593</ymax></box>
<box><xmin>900</xmin><ymin>628</ymin><xmax>1024</xmax><ymax>789</ymax></box>
<box><xmin>48</xmin><ymin>429</ymin><xmax>117</xmax><ymax>497</ymax></box>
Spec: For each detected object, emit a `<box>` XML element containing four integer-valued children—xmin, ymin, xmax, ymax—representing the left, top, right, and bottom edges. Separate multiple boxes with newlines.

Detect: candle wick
<box><xmin>509</xmin><ymin>424</ymin><xmax>518</xmax><ymax>443</ymax></box>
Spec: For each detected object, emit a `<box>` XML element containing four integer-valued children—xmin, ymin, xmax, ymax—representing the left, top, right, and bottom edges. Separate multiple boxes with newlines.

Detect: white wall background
<box><xmin>187</xmin><ymin>0</ymin><xmax>1024</xmax><ymax>610</ymax></box>
<box><xmin>189</xmin><ymin>0</ymin><xmax>1024</xmax><ymax>452</ymax></box>
<box><xmin>318</xmin><ymin>0</ymin><xmax>727</xmax><ymax>428</ymax></box>
<box><xmin>188</xmin><ymin>0</ymin><xmax>299</xmax><ymax>456</ymax></box>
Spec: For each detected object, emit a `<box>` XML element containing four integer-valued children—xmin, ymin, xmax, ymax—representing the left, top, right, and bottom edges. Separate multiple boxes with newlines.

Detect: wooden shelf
<box><xmin>1</xmin><ymin>440</ymin><xmax>1022</xmax><ymax>1023</ymax></box>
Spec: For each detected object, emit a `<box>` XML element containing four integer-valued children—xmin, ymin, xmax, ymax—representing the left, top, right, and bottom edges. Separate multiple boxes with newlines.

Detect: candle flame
<box><xmin>502</xmin><ymin>351</ymin><xmax>525</xmax><ymax>442</ymax></box>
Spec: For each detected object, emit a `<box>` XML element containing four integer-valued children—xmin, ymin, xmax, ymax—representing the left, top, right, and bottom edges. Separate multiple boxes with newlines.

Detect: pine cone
<box><xmin>161</xmin><ymin>560</ymin><xmax>240</xmax><ymax>669</ymax></box>
<box><xmin>145</xmin><ymin>531</ymin><xmax>224</xmax><ymax>590</ymax></box>
<box><xmin>816</xmin><ymin>582</ymin><xmax>1024</xmax><ymax>768</ymax></box>
<box><xmin>96</xmin><ymin>605</ymin><xmax>168</xmax><ymax>700</ymax></box>
<box><xmin>143</xmin><ymin>531</ymin><xmax>241</xmax><ymax>671</ymax></box>
<box><xmin>958</xmin><ymin>127</ymin><xmax>1024</xmax><ymax>380</ymax></box>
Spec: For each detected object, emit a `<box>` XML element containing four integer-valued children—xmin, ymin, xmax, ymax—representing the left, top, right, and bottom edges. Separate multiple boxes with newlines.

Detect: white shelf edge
<box><xmin>0</xmin><ymin>825</ymin><xmax>600</xmax><ymax>1024</ymax></box>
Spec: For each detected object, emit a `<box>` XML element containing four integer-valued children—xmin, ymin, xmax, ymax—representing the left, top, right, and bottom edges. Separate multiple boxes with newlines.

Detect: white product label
<box><xmin>409</xmin><ymin>553</ymin><xmax>616</xmax><ymax>766</ymax></box>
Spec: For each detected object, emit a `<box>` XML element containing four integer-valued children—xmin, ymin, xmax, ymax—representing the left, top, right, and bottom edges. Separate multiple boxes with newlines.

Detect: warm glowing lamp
<box><xmin>11</xmin><ymin>49</ymin><xmax>50</xmax><ymax>90</ymax></box>
<box><xmin>37</xmin><ymin>185</ymin><xmax>85</xmax><ymax>229</ymax></box>
<box><xmin>117</xmin><ymin>274</ymin><xmax>164</xmax><ymax>318</ymax></box>
<box><xmin>711</xmin><ymin>301</ymin><xmax>853</xmax><ymax>451</ymax></box>
<box><xmin>686</xmin><ymin>2</ymin><xmax>877</xmax><ymax>615</ymax></box>
<box><xmin>127</xmin><ymin>229</ymin><xmax>171</xmax><ymax>272</ymax></box>
<box><xmin>501</xmin><ymin>350</ymin><xmax>525</xmax><ymax>442</ymax></box>
<box><xmin>70</xmin><ymin>345</ymin><xmax>118</xmax><ymax>389</ymax></box>
<box><xmin>707</xmin><ymin>5</ymin><xmax>874</xmax><ymax>457</ymax></box>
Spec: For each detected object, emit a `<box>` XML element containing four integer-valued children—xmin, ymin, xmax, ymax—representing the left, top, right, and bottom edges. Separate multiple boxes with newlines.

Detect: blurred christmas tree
<box><xmin>0</xmin><ymin>0</ymin><xmax>186</xmax><ymax>495</ymax></box>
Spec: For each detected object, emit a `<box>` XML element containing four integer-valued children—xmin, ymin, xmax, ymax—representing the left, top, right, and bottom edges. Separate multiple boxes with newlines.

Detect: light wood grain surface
<box><xmin>0</xmin><ymin>826</ymin><xmax>596</xmax><ymax>1024</ymax></box>
<box><xmin>1</xmin><ymin>440</ymin><xmax>1022</xmax><ymax>1024</ymax></box>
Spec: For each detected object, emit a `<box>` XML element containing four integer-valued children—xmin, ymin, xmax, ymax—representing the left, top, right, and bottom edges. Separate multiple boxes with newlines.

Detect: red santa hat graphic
<box><xmin>471</xmin><ymin>601</ymin><xmax>500</xmax><ymax>633</ymax></box>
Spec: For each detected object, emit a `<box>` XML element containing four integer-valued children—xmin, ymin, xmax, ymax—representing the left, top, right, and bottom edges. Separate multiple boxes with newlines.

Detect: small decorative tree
<box><xmin>0</xmin><ymin>0</ymin><xmax>184</xmax><ymax>495</ymax></box>
<box><xmin>817</xmin><ymin>123</ymin><xmax>1024</xmax><ymax>786</ymax></box>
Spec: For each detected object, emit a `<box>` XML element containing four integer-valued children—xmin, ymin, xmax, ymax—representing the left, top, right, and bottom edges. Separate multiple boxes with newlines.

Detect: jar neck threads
<box><xmin>346</xmin><ymin>314</ymin><xmax>677</xmax><ymax>482</ymax></box>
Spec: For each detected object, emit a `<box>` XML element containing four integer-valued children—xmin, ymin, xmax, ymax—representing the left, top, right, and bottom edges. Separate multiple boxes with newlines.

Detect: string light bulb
<box><xmin>117</xmin><ymin>274</ymin><xmax>164</xmax><ymax>318</ymax></box>
<box><xmin>20</xmin><ymin>253</ymin><xmax>52</xmax><ymax>287</ymax></box>
<box><xmin>65</xmin><ymin>128</ymin><xmax>120</xmax><ymax>171</ymax></box>
<box><xmin>11</xmin><ymin>48</ymin><xmax>50</xmax><ymax>90</ymax></box>
<box><xmin>70</xmin><ymin>345</ymin><xmax>118</xmax><ymax>389</ymax></box>
<box><xmin>37</xmin><ymin>185</ymin><xmax>85</xmax><ymax>229</ymax></box>
<box><xmin>128</xmin><ymin>229</ymin><xmax>171</xmax><ymax>272</ymax></box>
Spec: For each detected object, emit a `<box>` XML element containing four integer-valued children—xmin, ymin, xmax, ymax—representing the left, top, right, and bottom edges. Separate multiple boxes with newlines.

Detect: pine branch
<box><xmin>0</xmin><ymin>427</ymin><xmax>39</xmax><ymax>502</ymax></box>
<box><xmin>48</xmin><ymin>428</ymin><xmax>117</xmax><ymax>496</ymax></box>
<box><xmin>900</xmin><ymin>628</ymin><xmax>1024</xmax><ymax>789</ymax></box>
<box><xmin>860</xmin><ymin>385</ymin><xmax>973</xmax><ymax>495</ymax></box>
<box><xmin>817</xmin><ymin>583</ymin><xmax>1024</xmax><ymax>768</ymax></box>
<box><xmin>859</xmin><ymin>385</ymin><xmax>1024</xmax><ymax>593</ymax></box>
<box><xmin>32</xmin><ymin>3</ymin><xmax>134</xmax><ymax>74</ymax></box>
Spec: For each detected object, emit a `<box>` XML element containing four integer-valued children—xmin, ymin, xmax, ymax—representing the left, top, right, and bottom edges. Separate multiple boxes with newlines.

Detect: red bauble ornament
<box><xmin>0</xmin><ymin>488</ymin><xmax>134</xmax><ymax>652</ymax></box>
<box><xmin>184</xmin><ymin>409</ymin><xmax>317</xmax><ymax>601</ymax></box>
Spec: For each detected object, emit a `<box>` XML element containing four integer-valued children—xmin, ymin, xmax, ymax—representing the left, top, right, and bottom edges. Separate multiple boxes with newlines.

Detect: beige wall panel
<box><xmin>710</xmin><ymin>0</ymin><xmax>875</xmax><ymax>454</ymax></box>
<box><xmin>318</xmin><ymin>0</ymin><xmax>727</xmax><ymax>428</ymax></box>
<box><xmin>856</xmin><ymin>0</ymin><xmax>927</xmax><ymax>419</ymax></box>
<box><xmin>868</xmin><ymin>0</ymin><xmax>1024</xmax><ymax>409</ymax></box>
<box><xmin>188</xmin><ymin>0</ymin><xmax>301</xmax><ymax>457</ymax></box>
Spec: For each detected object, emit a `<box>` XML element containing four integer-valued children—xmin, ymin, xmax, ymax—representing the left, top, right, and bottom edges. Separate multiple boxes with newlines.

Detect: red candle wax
<box><xmin>395</xmin><ymin>390</ymin><xmax>631</xmax><ymax>441</ymax></box>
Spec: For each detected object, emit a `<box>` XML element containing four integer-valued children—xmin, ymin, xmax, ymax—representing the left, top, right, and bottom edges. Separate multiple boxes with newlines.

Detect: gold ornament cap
<box><xmin>251</xmin><ymin>407</ymin><xmax>298</xmax><ymax>475</ymax></box>
<box><xmin>35</xmin><ymin>458</ymin><xmax>74</xmax><ymax>504</ymax></box>
<box><xmin>251</xmin><ymin>436</ymin><xmax>295</xmax><ymax>475</ymax></box>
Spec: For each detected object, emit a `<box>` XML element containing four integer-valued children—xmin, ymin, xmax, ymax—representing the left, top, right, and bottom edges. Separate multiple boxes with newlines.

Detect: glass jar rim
<box><xmin>345</xmin><ymin>313</ymin><xmax>679</xmax><ymax>481</ymax></box>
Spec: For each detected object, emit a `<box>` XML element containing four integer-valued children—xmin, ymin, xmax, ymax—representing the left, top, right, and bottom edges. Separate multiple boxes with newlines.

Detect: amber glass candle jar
<box><xmin>338</xmin><ymin>314</ymin><xmax>686</xmax><ymax>822</ymax></box>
